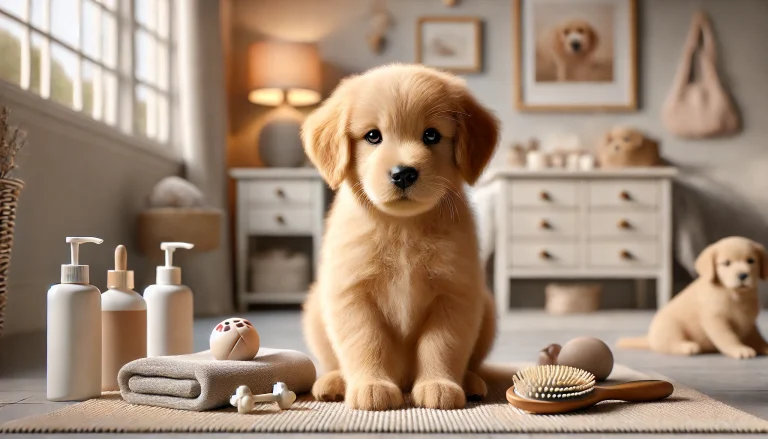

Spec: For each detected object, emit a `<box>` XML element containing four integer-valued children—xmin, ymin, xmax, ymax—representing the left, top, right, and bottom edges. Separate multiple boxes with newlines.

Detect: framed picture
<box><xmin>514</xmin><ymin>0</ymin><xmax>637</xmax><ymax>111</ymax></box>
<box><xmin>416</xmin><ymin>17</ymin><xmax>482</xmax><ymax>73</ymax></box>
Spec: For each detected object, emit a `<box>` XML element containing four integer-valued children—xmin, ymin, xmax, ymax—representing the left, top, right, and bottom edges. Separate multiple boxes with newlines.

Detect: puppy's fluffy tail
<box><xmin>616</xmin><ymin>336</ymin><xmax>651</xmax><ymax>350</ymax></box>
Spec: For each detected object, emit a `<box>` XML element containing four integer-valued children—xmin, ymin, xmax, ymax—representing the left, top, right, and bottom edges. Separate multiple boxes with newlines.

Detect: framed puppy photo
<box><xmin>514</xmin><ymin>0</ymin><xmax>637</xmax><ymax>111</ymax></box>
<box><xmin>416</xmin><ymin>17</ymin><xmax>483</xmax><ymax>73</ymax></box>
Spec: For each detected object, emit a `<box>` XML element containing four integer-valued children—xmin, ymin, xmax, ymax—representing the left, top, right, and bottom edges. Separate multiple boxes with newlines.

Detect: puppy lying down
<box><xmin>618</xmin><ymin>237</ymin><xmax>768</xmax><ymax>359</ymax></box>
<box><xmin>301</xmin><ymin>64</ymin><xmax>500</xmax><ymax>410</ymax></box>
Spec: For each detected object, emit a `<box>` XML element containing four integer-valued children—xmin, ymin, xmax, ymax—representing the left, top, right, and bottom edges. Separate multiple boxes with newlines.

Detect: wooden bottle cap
<box><xmin>107</xmin><ymin>245</ymin><xmax>134</xmax><ymax>289</ymax></box>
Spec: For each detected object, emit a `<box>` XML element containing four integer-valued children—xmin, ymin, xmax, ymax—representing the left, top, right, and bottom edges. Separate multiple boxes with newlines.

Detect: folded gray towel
<box><xmin>118</xmin><ymin>348</ymin><xmax>316</xmax><ymax>411</ymax></box>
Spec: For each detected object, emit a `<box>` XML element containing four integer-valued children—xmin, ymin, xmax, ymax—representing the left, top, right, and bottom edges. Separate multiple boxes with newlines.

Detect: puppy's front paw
<box><xmin>312</xmin><ymin>371</ymin><xmax>346</xmax><ymax>402</ymax></box>
<box><xmin>723</xmin><ymin>346</ymin><xmax>757</xmax><ymax>359</ymax></box>
<box><xmin>676</xmin><ymin>341</ymin><xmax>701</xmax><ymax>356</ymax></box>
<box><xmin>346</xmin><ymin>379</ymin><xmax>404</xmax><ymax>411</ymax></box>
<box><xmin>412</xmin><ymin>379</ymin><xmax>466</xmax><ymax>410</ymax></box>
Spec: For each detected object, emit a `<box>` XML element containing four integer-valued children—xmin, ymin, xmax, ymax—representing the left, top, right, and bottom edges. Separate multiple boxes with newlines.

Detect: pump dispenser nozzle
<box><xmin>62</xmin><ymin>237</ymin><xmax>103</xmax><ymax>284</ymax></box>
<box><xmin>157</xmin><ymin>242</ymin><xmax>194</xmax><ymax>285</ymax></box>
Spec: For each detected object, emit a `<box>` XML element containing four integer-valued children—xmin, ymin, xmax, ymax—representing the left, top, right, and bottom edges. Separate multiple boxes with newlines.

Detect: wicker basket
<box><xmin>545</xmin><ymin>283</ymin><xmax>602</xmax><ymax>315</ymax></box>
<box><xmin>0</xmin><ymin>178</ymin><xmax>23</xmax><ymax>338</ymax></box>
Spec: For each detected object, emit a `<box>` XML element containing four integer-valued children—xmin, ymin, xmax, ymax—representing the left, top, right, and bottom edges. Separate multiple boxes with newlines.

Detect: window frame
<box><xmin>0</xmin><ymin>0</ymin><xmax>179</xmax><ymax>160</ymax></box>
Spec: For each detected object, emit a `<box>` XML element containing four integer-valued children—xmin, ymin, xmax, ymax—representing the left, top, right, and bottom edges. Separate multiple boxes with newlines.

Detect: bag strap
<box><xmin>669</xmin><ymin>11</ymin><xmax>716</xmax><ymax>92</ymax></box>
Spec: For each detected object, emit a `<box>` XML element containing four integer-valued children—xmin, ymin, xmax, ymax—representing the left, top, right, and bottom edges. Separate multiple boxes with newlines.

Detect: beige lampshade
<box><xmin>247</xmin><ymin>41</ymin><xmax>322</xmax><ymax>107</ymax></box>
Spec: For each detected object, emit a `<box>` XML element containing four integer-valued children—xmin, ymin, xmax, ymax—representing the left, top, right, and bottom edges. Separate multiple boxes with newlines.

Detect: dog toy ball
<box><xmin>210</xmin><ymin>317</ymin><xmax>260</xmax><ymax>361</ymax></box>
<box><xmin>557</xmin><ymin>337</ymin><xmax>614</xmax><ymax>381</ymax></box>
<box><xmin>230</xmin><ymin>383</ymin><xmax>296</xmax><ymax>413</ymax></box>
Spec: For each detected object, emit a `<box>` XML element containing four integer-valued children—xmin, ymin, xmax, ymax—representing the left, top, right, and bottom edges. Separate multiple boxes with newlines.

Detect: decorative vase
<box><xmin>257</xmin><ymin>118</ymin><xmax>306</xmax><ymax>168</ymax></box>
<box><xmin>0</xmin><ymin>177</ymin><xmax>23</xmax><ymax>338</ymax></box>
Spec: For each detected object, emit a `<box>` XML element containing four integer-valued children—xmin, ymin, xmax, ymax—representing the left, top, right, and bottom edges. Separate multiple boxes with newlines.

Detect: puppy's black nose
<box><xmin>570</xmin><ymin>41</ymin><xmax>581</xmax><ymax>52</ymax></box>
<box><xmin>738</xmin><ymin>272</ymin><xmax>749</xmax><ymax>281</ymax></box>
<box><xmin>390</xmin><ymin>166</ymin><xmax>419</xmax><ymax>190</ymax></box>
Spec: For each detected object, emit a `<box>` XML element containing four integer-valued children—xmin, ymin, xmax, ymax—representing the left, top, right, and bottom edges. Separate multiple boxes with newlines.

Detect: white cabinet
<box><xmin>488</xmin><ymin>168</ymin><xmax>677</xmax><ymax>315</ymax></box>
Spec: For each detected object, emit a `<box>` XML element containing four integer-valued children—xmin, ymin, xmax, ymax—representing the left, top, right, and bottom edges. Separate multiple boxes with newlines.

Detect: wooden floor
<box><xmin>2</xmin><ymin>310</ymin><xmax>767</xmax><ymax>438</ymax></box>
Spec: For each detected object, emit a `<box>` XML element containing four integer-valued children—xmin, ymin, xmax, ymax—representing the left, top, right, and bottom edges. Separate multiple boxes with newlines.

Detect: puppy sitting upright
<box><xmin>618</xmin><ymin>237</ymin><xmax>768</xmax><ymax>359</ymax></box>
<box><xmin>301</xmin><ymin>64</ymin><xmax>499</xmax><ymax>411</ymax></box>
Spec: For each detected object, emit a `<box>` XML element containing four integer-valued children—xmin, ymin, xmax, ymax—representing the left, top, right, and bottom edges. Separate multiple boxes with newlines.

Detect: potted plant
<box><xmin>0</xmin><ymin>106</ymin><xmax>26</xmax><ymax>338</ymax></box>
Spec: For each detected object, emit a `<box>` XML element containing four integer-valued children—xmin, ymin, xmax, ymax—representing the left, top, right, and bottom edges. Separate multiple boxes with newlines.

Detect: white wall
<box><xmin>2</xmin><ymin>86</ymin><xmax>181</xmax><ymax>335</ymax></box>
<box><xmin>230</xmin><ymin>0</ymin><xmax>768</xmax><ymax>306</ymax></box>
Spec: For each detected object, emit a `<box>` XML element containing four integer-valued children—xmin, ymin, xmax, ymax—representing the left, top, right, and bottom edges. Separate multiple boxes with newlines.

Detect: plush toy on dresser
<box><xmin>596</xmin><ymin>126</ymin><xmax>661</xmax><ymax>168</ymax></box>
<box><xmin>618</xmin><ymin>237</ymin><xmax>768</xmax><ymax>359</ymax></box>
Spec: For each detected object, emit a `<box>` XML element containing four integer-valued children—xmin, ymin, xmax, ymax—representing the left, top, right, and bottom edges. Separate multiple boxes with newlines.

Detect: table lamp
<box><xmin>248</xmin><ymin>41</ymin><xmax>322</xmax><ymax>167</ymax></box>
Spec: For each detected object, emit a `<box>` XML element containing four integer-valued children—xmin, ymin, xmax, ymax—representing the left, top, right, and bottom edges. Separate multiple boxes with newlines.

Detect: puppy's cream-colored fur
<box><xmin>301</xmin><ymin>64</ymin><xmax>500</xmax><ymax>411</ymax></box>
<box><xmin>548</xmin><ymin>19</ymin><xmax>599</xmax><ymax>82</ymax></box>
<box><xmin>618</xmin><ymin>237</ymin><xmax>768</xmax><ymax>359</ymax></box>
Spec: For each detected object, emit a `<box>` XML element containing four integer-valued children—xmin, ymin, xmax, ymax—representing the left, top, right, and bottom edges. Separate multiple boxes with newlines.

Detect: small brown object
<box><xmin>537</xmin><ymin>343</ymin><xmax>562</xmax><ymax>365</ymax></box>
<box><xmin>539</xmin><ymin>219</ymin><xmax>551</xmax><ymax>230</ymax></box>
<box><xmin>620</xmin><ymin>249</ymin><xmax>633</xmax><ymax>260</ymax></box>
<box><xmin>275</xmin><ymin>188</ymin><xmax>285</xmax><ymax>198</ymax></box>
<box><xmin>619</xmin><ymin>190</ymin><xmax>632</xmax><ymax>201</ymax></box>
<box><xmin>618</xmin><ymin>219</ymin><xmax>631</xmax><ymax>229</ymax></box>
<box><xmin>539</xmin><ymin>191</ymin><xmax>551</xmax><ymax>201</ymax></box>
<box><xmin>539</xmin><ymin>250</ymin><xmax>551</xmax><ymax>260</ymax></box>
<box><xmin>557</xmin><ymin>337</ymin><xmax>614</xmax><ymax>381</ymax></box>
<box><xmin>275</xmin><ymin>215</ymin><xmax>286</xmax><ymax>225</ymax></box>
<box><xmin>596</xmin><ymin>126</ymin><xmax>661</xmax><ymax>169</ymax></box>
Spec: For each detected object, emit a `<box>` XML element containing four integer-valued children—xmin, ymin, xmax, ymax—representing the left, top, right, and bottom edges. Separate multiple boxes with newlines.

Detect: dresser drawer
<box><xmin>588</xmin><ymin>242</ymin><xmax>657</xmax><ymax>267</ymax></box>
<box><xmin>588</xmin><ymin>212</ymin><xmax>658</xmax><ymax>238</ymax></box>
<box><xmin>508</xmin><ymin>243</ymin><xmax>579</xmax><ymax>268</ymax></box>
<box><xmin>508</xmin><ymin>181</ymin><xmax>578</xmax><ymax>208</ymax></box>
<box><xmin>510</xmin><ymin>211</ymin><xmax>579</xmax><ymax>238</ymax></box>
<box><xmin>588</xmin><ymin>180</ymin><xmax>658</xmax><ymax>208</ymax></box>
<box><xmin>248</xmin><ymin>207</ymin><xmax>314</xmax><ymax>234</ymax></box>
<box><xmin>246</xmin><ymin>180</ymin><xmax>314</xmax><ymax>205</ymax></box>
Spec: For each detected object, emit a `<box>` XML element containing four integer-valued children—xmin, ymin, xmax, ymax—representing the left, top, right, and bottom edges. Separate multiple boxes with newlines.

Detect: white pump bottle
<box><xmin>145</xmin><ymin>242</ymin><xmax>195</xmax><ymax>357</ymax></box>
<box><xmin>47</xmin><ymin>237</ymin><xmax>103</xmax><ymax>401</ymax></box>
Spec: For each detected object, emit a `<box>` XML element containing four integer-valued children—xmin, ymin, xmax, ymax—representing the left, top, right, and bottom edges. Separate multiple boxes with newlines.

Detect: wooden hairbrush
<box><xmin>506</xmin><ymin>365</ymin><xmax>674</xmax><ymax>414</ymax></box>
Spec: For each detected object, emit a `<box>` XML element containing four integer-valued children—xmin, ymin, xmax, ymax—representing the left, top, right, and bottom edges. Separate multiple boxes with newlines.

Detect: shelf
<box><xmin>241</xmin><ymin>291</ymin><xmax>307</xmax><ymax>305</ymax></box>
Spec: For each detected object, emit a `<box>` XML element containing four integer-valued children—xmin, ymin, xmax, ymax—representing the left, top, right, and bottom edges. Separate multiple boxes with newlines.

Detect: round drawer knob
<box><xmin>275</xmin><ymin>188</ymin><xmax>286</xmax><ymax>198</ymax></box>
<box><xmin>539</xmin><ymin>219</ymin><xmax>551</xmax><ymax>229</ymax></box>
<box><xmin>539</xmin><ymin>191</ymin><xmax>551</xmax><ymax>201</ymax></box>
<box><xmin>275</xmin><ymin>215</ymin><xmax>286</xmax><ymax>225</ymax></box>
<box><xmin>619</xmin><ymin>249</ymin><xmax>633</xmax><ymax>260</ymax></box>
<box><xmin>539</xmin><ymin>250</ymin><xmax>552</xmax><ymax>260</ymax></box>
<box><xmin>617</xmin><ymin>219</ymin><xmax>631</xmax><ymax>229</ymax></box>
<box><xmin>619</xmin><ymin>190</ymin><xmax>632</xmax><ymax>201</ymax></box>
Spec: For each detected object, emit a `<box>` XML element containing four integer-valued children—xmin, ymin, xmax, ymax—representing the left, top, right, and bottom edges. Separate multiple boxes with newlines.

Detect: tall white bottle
<box><xmin>47</xmin><ymin>237</ymin><xmax>103</xmax><ymax>401</ymax></box>
<box><xmin>145</xmin><ymin>242</ymin><xmax>195</xmax><ymax>357</ymax></box>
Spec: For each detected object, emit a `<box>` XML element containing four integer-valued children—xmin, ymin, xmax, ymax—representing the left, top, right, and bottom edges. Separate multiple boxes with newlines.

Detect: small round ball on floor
<box><xmin>209</xmin><ymin>317</ymin><xmax>260</xmax><ymax>361</ymax></box>
<box><xmin>557</xmin><ymin>337</ymin><xmax>614</xmax><ymax>381</ymax></box>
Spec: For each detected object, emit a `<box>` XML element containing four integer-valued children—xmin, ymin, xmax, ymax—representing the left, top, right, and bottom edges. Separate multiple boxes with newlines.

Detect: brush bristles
<box><xmin>513</xmin><ymin>365</ymin><xmax>595</xmax><ymax>401</ymax></box>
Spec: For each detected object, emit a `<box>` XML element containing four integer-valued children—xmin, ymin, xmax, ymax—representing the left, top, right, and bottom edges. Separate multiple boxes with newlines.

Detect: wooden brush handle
<box><xmin>596</xmin><ymin>380</ymin><xmax>673</xmax><ymax>402</ymax></box>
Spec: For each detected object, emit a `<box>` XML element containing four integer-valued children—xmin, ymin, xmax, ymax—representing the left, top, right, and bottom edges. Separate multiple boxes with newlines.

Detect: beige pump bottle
<box><xmin>101</xmin><ymin>245</ymin><xmax>146</xmax><ymax>391</ymax></box>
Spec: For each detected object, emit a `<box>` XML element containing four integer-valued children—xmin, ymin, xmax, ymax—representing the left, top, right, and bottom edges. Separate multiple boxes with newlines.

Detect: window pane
<box><xmin>157</xmin><ymin>0</ymin><xmax>169</xmax><ymax>39</ymax></box>
<box><xmin>101</xmin><ymin>11</ymin><xmax>115</xmax><ymax>68</ymax></box>
<box><xmin>51</xmin><ymin>0</ymin><xmax>79</xmax><ymax>49</ymax></box>
<box><xmin>157</xmin><ymin>94</ymin><xmax>168</xmax><ymax>142</ymax></box>
<box><xmin>134</xmin><ymin>0</ymin><xmax>155</xmax><ymax>32</ymax></box>
<box><xmin>97</xmin><ymin>0</ymin><xmax>116</xmax><ymax>10</ymax></box>
<box><xmin>31</xmin><ymin>0</ymin><xmax>47</xmax><ymax>30</ymax></box>
<box><xmin>50</xmin><ymin>42</ymin><xmax>76</xmax><ymax>107</ymax></box>
<box><xmin>82</xmin><ymin>60</ymin><xmax>100</xmax><ymax>118</ymax></box>
<box><xmin>0</xmin><ymin>0</ymin><xmax>26</xmax><ymax>20</ymax></box>
<box><xmin>82</xmin><ymin>0</ymin><xmax>100</xmax><ymax>60</ymax></box>
<box><xmin>103</xmin><ymin>69</ymin><xmax>116</xmax><ymax>125</ymax></box>
<box><xmin>157</xmin><ymin>41</ymin><xmax>168</xmax><ymax>91</ymax></box>
<box><xmin>134</xmin><ymin>84</ymin><xmax>149</xmax><ymax>136</ymax></box>
<box><xmin>134</xmin><ymin>29</ymin><xmax>154</xmax><ymax>84</ymax></box>
<box><xmin>29</xmin><ymin>32</ymin><xmax>44</xmax><ymax>93</ymax></box>
<box><xmin>0</xmin><ymin>14</ymin><xmax>23</xmax><ymax>86</ymax></box>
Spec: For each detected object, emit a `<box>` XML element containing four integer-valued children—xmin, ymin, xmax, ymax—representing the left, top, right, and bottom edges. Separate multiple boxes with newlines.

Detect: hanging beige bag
<box><xmin>662</xmin><ymin>11</ymin><xmax>739</xmax><ymax>138</ymax></box>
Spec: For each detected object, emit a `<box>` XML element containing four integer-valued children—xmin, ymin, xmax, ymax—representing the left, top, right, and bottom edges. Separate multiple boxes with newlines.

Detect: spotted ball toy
<box><xmin>209</xmin><ymin>317</ymin><xmax>260</xmax><ymax>361</ymax></box>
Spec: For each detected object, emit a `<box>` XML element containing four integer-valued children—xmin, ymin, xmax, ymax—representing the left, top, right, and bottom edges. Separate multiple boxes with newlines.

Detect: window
<box><xmin>0</xmin><ymin>0</ymin><xmax>172</xmax><ymax>145</ymax></box>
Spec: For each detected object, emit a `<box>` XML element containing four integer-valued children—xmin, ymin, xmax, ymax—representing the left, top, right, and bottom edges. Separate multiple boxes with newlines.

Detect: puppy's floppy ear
<box><xmin>301</xmin><ymin>79</ymin><xmax>354</xmax><ymax>190</ymax></box>
<box><xmin>695</xmin><ymin>243</ymin><xmax>718</xmax><ymax>283</ymax></box>
<box><xmin>589</xmin><ymin>26</ymin><xmax>599</xmax><ymax>52</ymax></box>
<box><xmin>453</xmin><ymin>87</ymin><xmax>500</xmax><ymax>185</ymax></box>
<box><xmin>750</xmin><ymin>241</ymin><xmax>768</xmax><ymax>280</ymax></box>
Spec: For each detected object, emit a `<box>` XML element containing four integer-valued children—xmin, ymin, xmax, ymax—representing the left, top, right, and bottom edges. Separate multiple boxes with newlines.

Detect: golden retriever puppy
<box><xmin>596</xmin><ymin>126</ymin><xmax>661</xmax><ymax>168</ymax></box>
<box><xmin>618</xmin><ymin>237</ymin><xmax>768</xmax><ymax>359</ymax></box>
<box><xmin>548</xmin><ymin>19</ymin><xmax>599</xmax><ymax>81</ymax></box>
<box><xmin>301</xmin><ymin>64</ymin><xmax>499</xmax><ymax>411</ymax></box>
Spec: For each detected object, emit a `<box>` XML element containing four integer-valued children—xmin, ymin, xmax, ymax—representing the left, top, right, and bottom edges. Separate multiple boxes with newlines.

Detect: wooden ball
<box><xmin>557</xmin><ymin>337</ymin><xmax>614</xmax><ymax>381</ymax></box>
<box><xmin>209</xmin><ymin>317</ymin><xmax>260</xmax><ymax>361</ymax></box>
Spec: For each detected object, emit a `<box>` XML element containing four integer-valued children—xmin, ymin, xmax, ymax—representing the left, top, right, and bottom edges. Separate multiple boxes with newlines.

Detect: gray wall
<box><xmin>233</xmin><ymin>0</ymin><xmax>768</xmax><ymax>306</ymax></box>
<box><xmin>2</xmin><ymin>92</ymin><xmax>181</xmax><ymax>335</ymax></box>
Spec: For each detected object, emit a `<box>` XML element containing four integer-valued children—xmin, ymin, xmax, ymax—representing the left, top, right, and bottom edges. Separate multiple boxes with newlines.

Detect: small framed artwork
<box><xmin>416</xmin><ymin>17</ymin><xmax>482</xmax><ymax>73</ymax></box>
<box><xmin>514</xmin><ymin>0</ymin><xmax>637</xmax><ymax>111</ymax></box>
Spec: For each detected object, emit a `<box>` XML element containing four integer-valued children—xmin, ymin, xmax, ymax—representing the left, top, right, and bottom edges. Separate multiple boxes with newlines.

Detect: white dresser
<box><xmin>486</xmin><ymin>168</ymin><xmax>678</xmax><ymax>315</ymax></box>
<box><xmin>230</xmin><ymin>168</ymin><xmax>328</xmax><ymax>310</ymax></box>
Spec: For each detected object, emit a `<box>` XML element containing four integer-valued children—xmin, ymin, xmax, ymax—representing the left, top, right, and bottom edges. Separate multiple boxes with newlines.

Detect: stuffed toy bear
<box><xmin>596</xmin><ymin>127</ymin><xmax>661</xmax><ymax>168</ymax></box>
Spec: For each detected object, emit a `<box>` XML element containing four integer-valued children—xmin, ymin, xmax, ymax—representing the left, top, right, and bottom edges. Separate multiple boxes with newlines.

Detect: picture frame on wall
<box><xmin>514</xmin><ymin>0</ymin><xmax>637</xmax><ymax>111</ymax></box>
<box><xmin>416</xmin><ymin>17</ymin><xmax>482</xmax><ymax>73</ymax></box>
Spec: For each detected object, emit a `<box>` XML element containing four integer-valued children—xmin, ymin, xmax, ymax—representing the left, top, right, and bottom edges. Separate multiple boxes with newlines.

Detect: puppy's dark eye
<box><xmin>722</xmin><ymin>260</ymin><xmax>731</xmax><ymax>267</ymax></box>
<box><xmin>747</xmin><ymin>257</ymin><xmax>755</xmax><ymax>264</ymax></box>
<box><xmin>422</xmin><ymin>128</ymin><xmax>441</xmax><ymax>145</ymax></box>
<box><xmin>563</xmin><ymin>28</ymin><xmax>570</xmax><ymax>35</ymax></box>
<box><xmin>576</xmin><ymin>27</ymin><xmax>584</xmax><ymax>33</ymax></box>
<box><xmin>364</xmin><ymin>129</ymin><xmax>382</xmax><ymax>145</ymax></box>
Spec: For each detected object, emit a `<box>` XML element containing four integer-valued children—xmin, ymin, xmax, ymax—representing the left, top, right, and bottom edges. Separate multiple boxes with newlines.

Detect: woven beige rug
<box><xmin>3</xmin><ymin>364</ymin><xmax>768</xmax><ymax>434</ymax></box>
